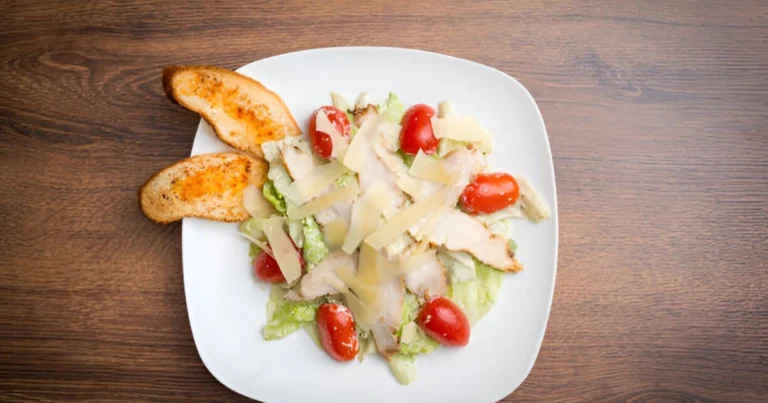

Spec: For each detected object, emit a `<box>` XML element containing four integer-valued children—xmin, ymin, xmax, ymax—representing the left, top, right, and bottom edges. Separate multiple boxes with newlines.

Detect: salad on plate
<box><xmin>239</xmin><ymin>92</ymin><xmax>551</xmax><ymax>384</ymax></box>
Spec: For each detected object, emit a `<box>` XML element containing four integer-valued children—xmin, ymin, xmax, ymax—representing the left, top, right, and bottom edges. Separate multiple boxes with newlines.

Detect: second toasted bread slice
<box><xmin>163</xmin><ymin>65</ymin><xmax>302</xmax><ymax>157</ymax></box>
<box><xmin>139</xmin><ymin>152</ymin><xmax>268</xmax><ymax>223</ymax></box>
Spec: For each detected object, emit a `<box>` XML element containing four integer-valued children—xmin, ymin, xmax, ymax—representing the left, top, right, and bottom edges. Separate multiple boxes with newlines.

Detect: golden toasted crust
<box><xmin>139</xmin><ymin>152</ymin><xmax>268</xmax><ymax>224</ymax></box>
<box><xmin>162</xmin><ymin>65</ymin><xmax>302</xmax><ymax>157</ymax></box>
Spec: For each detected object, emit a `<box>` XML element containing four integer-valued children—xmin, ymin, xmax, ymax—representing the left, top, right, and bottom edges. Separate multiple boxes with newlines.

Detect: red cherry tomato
<box><xmin>459</xmin><ymin>173</ymin><xmax>520</xmax><ymax>215</ymax></box>
<box><xmin>308</xmin><ymin>106</ymin><xmax>351</xmax><ymax>159</ymax></box>
<box><xmin>252</xmin><ymin>242</ymin><xmax>304</xmax><ymax>283</ymax></box>
<box><xmin>316</xmin><ymin>303</ymin><xmax>359</xmax><ymax>362</ymax></box>
<box><xmin>416</xmin><ymin>297</ymin><xmax>470</xmax><ymax>347</ymax></box>
<box><xmin>400</xmin><ymin>104</ymin><xmax>438</xmax><ymax>155</ymax></box>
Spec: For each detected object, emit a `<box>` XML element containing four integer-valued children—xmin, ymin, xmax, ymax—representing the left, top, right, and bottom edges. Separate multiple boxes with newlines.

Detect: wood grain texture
<box><xmin>1</xmin><ymin>0</ymin><xmax>767</xmax><ymax>401</ymax></box>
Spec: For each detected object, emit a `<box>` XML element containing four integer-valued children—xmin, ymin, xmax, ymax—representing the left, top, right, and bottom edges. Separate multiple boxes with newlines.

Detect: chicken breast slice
<box><xmin>300</xmin><ymin>250</ymin><xmax>356</xmax><ymax>300</ymax></box>
<box><xmin>369</xmin><ymin>276</ymin><xmax>405</xmax><ymax>356</ymax></box>
<box><xmin>354</xmin><ymin>117</ymin><xmax>408</xmax><ymax>217</ymax></box>
<box><xmin>414</xmin><ymin>209</ymin><xmax>522</xmax><ymax>272</ymax></box>
<box><xmin>404</xmin><ymin>251</ymin><xmax>448</xmax><ymax>299</ymax></box>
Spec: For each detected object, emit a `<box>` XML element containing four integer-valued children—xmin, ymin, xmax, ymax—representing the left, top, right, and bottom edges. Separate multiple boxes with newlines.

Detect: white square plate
<box><xmin>183</xmin><ymin>47</ymin><xmax>558</xmax><ymax>402</ymax></box>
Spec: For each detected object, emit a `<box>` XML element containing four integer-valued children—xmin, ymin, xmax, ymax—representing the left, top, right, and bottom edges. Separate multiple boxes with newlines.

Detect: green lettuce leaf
<box><xmin>302</xmin><ymin>216</ymin><xmax>329</xmax><ymax>267</ymax></box>
<box><xmin>437</xmin><ymin>249</ymin><xmax>476</xmax><ymax>283</ymax></box>
<box><xmin>508</xmin><ymin>238</ymin><xmax>518</xmax><ymax>253</ymax></box>
<box><xmin>398</xmin><ymin>150</ymin><xmax>416</xmax><ymax>168</ymax></box>
<box><xmin>262</xmin><ymin>181</ymin><xmax>286</xmax><ymax>213</ymax></box>
<box><xmin>388</xmin><ymin>354</ymin><xmax>418</xmax><ymax>385</ymax></box>
<box><xmin>380</xmin><ymin>92</ymin><xmax>405</xmax><ymax>125</ymax></box>
<box><xmin>448</xmin><ymin>260</ymin><xmax>503</xmax><ymax>325</ymax></box>
<box><xmin>262</xmin><ymin>285</ymin><xmax>320</xmax><ymax>340</ymax></box>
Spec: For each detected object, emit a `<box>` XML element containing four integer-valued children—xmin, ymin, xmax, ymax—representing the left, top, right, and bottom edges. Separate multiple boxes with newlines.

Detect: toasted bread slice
<box><xmin>139</xmin><ymin>152</ymin><xmax>268</xmax><ymax>223</ymax></box>
<box><xmin>163</xmin><ymin>65</ymin><xmax>301</xmax><ymax>157</ymax></box>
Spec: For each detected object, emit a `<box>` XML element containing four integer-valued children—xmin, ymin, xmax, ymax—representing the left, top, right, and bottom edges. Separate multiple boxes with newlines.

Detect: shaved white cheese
<box><xmin>262</xmin><ymin>215</ymin><xmax>302</xmax><ymax>284</ymax></box>
<box><xmin>322</xmin><ymin>220</ymin><xmax>348</xmax><ymax>248</ymax></box>
<box><xmin>409</xmin><ymin>150</ymin><xmax>458</xmax><ymax>185</ymax></box>
<box><xmin>316</xmin><ymin>110</ymin><xmax>348</xmax><ymax>159</ymax></box>
<box><xmin>364</xmin><ymin>190</ymin><xmax>447</xmax><ymax>250</ymax></box>
<box><xmin>287</xmin><ymin>179</ymin><xmax>359</xmax><ymax>220</ymax></box>
<box><xmin>437</xmin><ymin>101</ymin><xmax>453</xmax><ymax>118</ymax></box>
<box><xmin>355</xmin><ymin>91</ymin><xmax>371</xmax><ymax>109</ymax></box>
<box><xmin>409</xmin><ymin>205</ymin><xmax>448</xmax><ymax>241</ymax></box>
<box><xmin>288</xmin><ymin>160</ymin><xmax>348</xmax><ymax>204</ymax></box>
<box><xmin>356</xmin><ymin>242</ymin><xmax>381</xmax><ymax>284</ymax></box>
<box><xmin>400</xmin><ymin>322</ymin><xmax>418</xmax><ymax>344</ymax></box>
<box><xmin>342</xmin><ymin>116</ymin><xmax>379</xmax><ymax>172</ymax></box>
<box><xmin>343</xmin><ymin>290</ymin><xmax>375</xmax><ymax>330</ymax></box>
<box><xmin>395</xmin><ymin>177</ymin><xmax>424</xmax><ymax>199</ymax></box>
<box><xmin>239</xmin><ymin>232</ymin><xmax>273</xmax><ymax>258</ymax></box>
<box><xmin>431</xmin><ymin>115</ymin><xmax>493</xmax><ymax>152</ymax></box>
<box><xmin>517</xmin><ymin>176</ymin><xmax>552</xmax><ymax>222</ymax></box>
<box><xmin>341</xmin><ymin>182</ymin><xmax>392</xmax><ymax>253</ymax></box>
<box><xmin>331</xmin><ymin>92</ymin><xmax>352</xmax><ymax>111</ymax></box>
<box><xmin>242</xmin><ymin>184</ymin><xmax>276</xmax><ymax>218</ymax></box>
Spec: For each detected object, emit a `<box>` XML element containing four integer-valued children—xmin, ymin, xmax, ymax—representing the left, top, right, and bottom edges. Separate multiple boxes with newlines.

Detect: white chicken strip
<box><xmin>280</xmin><ymin>142</ymin><xmax>355</xmax><ymax>226</ymax></box>
<box><xmin>300</xmin><ymin>251</ymin><xmax>356</xmax><ymax>300</ymax></box>
<box><xmin>404</xmin><ymin>251</ymin><xmax>448</xmax><ymax>299</ymax></box>
<box><xmin>369</xmin><ymin>276</ymin><xmax>405</xmax><ymax>356</ymax></box>
<box><xmin>414</xmin><ymin>209</ymin><xmax>522</xmax><ymax>272</ymax></box>
<box><xmin>354</xmin><ymin>116</ymin><xmax>408</xmax><ymax>217</ymax></box>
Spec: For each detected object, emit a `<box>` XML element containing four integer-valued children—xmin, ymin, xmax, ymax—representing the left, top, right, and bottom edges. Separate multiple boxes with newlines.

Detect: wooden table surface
<box><xmin>2</xmin><ymin>1</ymin><xmax>767</xmax><ymax>401</ymax></box>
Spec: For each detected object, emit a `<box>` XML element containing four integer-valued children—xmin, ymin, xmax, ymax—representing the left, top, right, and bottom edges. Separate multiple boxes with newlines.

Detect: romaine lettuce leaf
<box><xmin>380</xmin><ymin>92</ymin><xmax>405</xmax><ymax>125</ymax></box>
<box><xmin>437</xmin><ymin>249</ymin><xmax>476</xmax><ymax>283</ymax></box>
<box><xmin>262</xmin><ymin>285</ymin><xmax>320</xmax><ymax>340</ymax></box>
<box><xmin>262</xmin><ymin>181</ymin><xmax>286</xmax><ymax>213</ymax></box>
<box><xmin>437</xmin><ymin>138</ymin><xmax>470</xmax><ymax>157</ymax></box>
<box><xmin>448</xmin><ymin>260</ymin><xmax>503</xmax><ymax>325</ymax></box>
<box><xmin>302</xmin><ymin>216</ymin><xmax>329</xmax><ymax>267</ymax></box>
<box><xmin>388</xmin><ymin>354</ymin><xmax>418</xmax><ymax>385</ymax></box>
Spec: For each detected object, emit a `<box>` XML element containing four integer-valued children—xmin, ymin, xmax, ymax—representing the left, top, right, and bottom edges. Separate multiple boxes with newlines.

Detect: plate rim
<box><xmin>181</xmin><ymin>46</ymin><xmax>559</xmax><ymax>402</ymax></box>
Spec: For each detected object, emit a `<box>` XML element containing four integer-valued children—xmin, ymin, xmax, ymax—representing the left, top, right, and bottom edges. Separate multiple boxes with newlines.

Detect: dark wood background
<box><xmin>1</xmin><ymin>0</ymin><xmax>766</xmax><ymax>401</ymax></box>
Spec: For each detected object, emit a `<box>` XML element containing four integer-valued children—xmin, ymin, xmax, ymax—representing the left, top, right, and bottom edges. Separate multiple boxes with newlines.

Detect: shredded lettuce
<box><xmin>388</xmin><ymin>354</ymin><xmax>418</xmax><ymax>385</ymax></box>
<box><xmin>249</xmin><ymin>243</ymin><xmax>262</xmax><ymax>258</ymax></box>
<box><xmin>262</xmin><ymin>285</ymin><xmax>320</xmax><ymax>340</ymax></box>
<box><xmin>262</xmin><ymin>181</ymin><xmax>286</xmax><ymax>213</ymax></box>
<box><xmin>448</xmin><ymin>260</ymin><xmax>503</xmax><ymax>325</ymax></box>
<box><xmin>398</xmin><ymin>150</ymin><xmax>416</xmax><ymax>168</ymax></box>
<box><xmin>380</xmin><ymin>92</ymin><xmax>405</xmax><ymax>125</ymax></box>
<box><xmin>302</xmin><ymin>217</ymin><xmax>329</xmax><ymax>267</ymax></box>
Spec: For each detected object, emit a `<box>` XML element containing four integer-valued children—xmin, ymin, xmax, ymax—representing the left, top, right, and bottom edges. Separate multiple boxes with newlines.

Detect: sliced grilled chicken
<box><xmin>355</xmin><ymin>117</ymin><xmax>408</xmax><ymax>217</ymax></box>
<box><xmin>404</xmin><ymin>251</ymin><xmax>448</xmax><ymax>299</ymax></box>
<box><xmin>413</xmin><ymin>208</ymin><xmax>522</xmax><ymax>272</ymax></box>
<box><xmin>369</xmin><ymin>276</ymin><xmax>406</xmax><ymax>356</ymax></box>
<box><xmin>300</xmin><ymin>251</ymin><xmax>356</xmax><ymax>300</ymax></box>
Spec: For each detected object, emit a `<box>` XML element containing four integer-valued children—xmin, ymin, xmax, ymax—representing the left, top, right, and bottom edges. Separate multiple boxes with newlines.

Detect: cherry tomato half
<box><xmin>316</xmin><ymin>303</ymin><xmax>359</xmax><ymax>362</ymax></box>
<box><xmin>400</xmin><ymin>104</ymin><xmax>438</xmax><ymax>155</ymax></box>
<box><xmin>459</xmin><ymin>173</ymin><xmax>520</xmax><ymax>215</ymax></box>
<box><xmin>252</xmin><ymin>242</ymin><xmax>304</xmax><ymax>283</ymax></box>
<box><xmin>308</xmin><ymin>106</ymin><xmax>351</xmax><ymax>159</ymax></box>
<box><xmin>417</xmin><ymin>297</ymin><xmax>470</xmax><ymax>347</ymax></box>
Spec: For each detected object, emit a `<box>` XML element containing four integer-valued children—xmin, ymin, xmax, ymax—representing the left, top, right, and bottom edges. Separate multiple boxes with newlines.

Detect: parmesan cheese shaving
<box><xmin>286</xmin><ymin>179</ymin><xmax>359</xmax><ymax>220</ymax></box>
<box><xmin>330</xmin><ymin>92</ymin><xmax>352</xmax><ymax>111</ymax></box>
<box><xmin>409</xmin><ymin>149</ymin><xmax>458</xmax><ymax>185</ymax></box>
<box><xmin>240</xmin><ymin>232</ymin><xmax>274</xmax><ymax>258</ymax></box>
<box><xmin>431</xmin><ymin>115</ymin><xmax>493</xmax><ymax>152</ymax></box>
<box><xmin>342</xmin><ymin>115</ymin><xmax>381</xmax><ymax>172</ymax></box>
<box><xmin>395</xmin><ymin>177</ymin><xmax>424</xmax><ymax>199</ymax></box>
<box><xmin>341</xmin><ymin>182</ymin><xmax>392</xmax><ymax>253</ymax></box>
<box><xmin>364</xmin><ymin>190</ymin><xmax>447</xmax><ymax>250</ymax></box>
<box><xmin>261</xmin><ymin>215</ymin><xmax>302</xmax><ymax>284</ymax></box>
<box><xmin>288</xmin><ymin>160</ymin><xmax>347</xmax><ymax>203</ymax></box>
<box><xmin>317</xmin><ymin>110</ymin><xmax>348</xmax><ymax>159</ymax></box>
<box><xmin>322</xmin><ymin>220</ymin><xmax>347</xmax><ymax>247</ymax></box>
<box><xmin>242</xmin><ymin>184</ymin><xmax>276</xmax><ymax>218</ymax></box>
